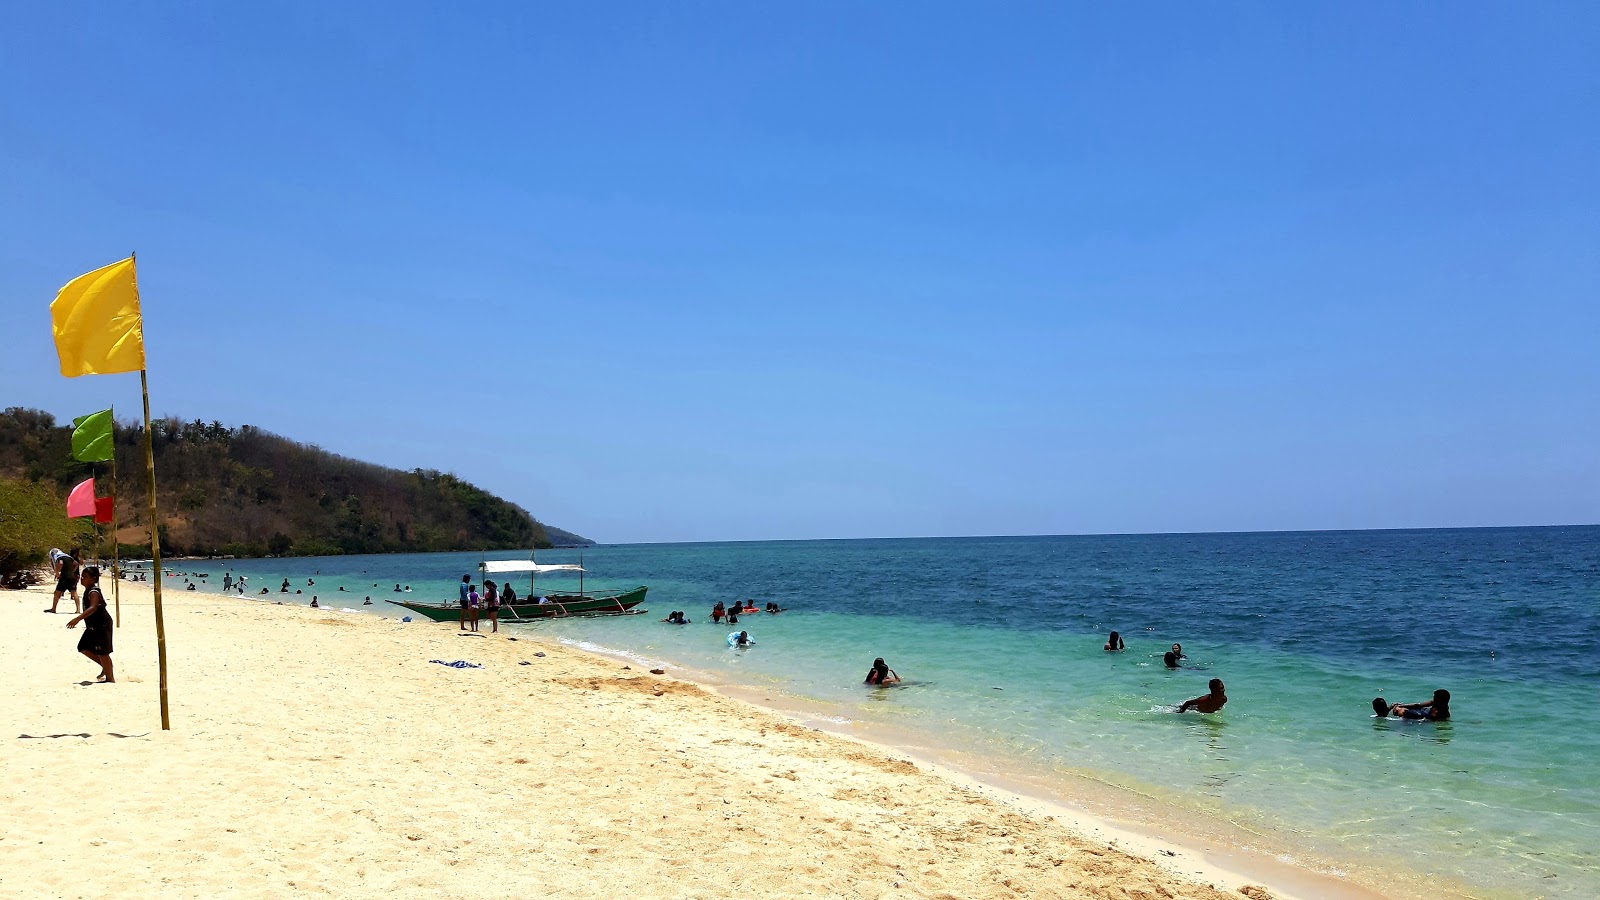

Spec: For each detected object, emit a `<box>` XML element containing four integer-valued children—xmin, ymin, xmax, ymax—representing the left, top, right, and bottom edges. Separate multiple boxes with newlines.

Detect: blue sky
<box><xmin>2</xmin><ymin>4</ymin><xmax>1596</xmax><ymax>542</ymax></box>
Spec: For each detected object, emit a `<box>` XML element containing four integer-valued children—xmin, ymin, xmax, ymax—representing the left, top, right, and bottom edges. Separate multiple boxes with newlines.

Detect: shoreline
<box><xmin>6</xmin><ymin>580</ymin><xmax>1301</xmax><ymax>899</ymax></box>
<box><xmin>167</xmin><ymin>580</ymin><xmax>1408</xmax><ymax>897</ymax></box>
<box><xmin>553</xmin><ymin>637</ymin><xmax>1447</xmax><ymax>900</ymax></box>
<box><xmin>123</xmin><ymin>575</ymin><xmax>1494</xmax><ymax>900</ymax></box>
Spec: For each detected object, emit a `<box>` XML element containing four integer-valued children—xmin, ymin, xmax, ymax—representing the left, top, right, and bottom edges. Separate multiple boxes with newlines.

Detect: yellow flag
<box><xmin>50</xmin><ymin>257</ymin><xmax>145</xmax><ymax>377</ymax></box>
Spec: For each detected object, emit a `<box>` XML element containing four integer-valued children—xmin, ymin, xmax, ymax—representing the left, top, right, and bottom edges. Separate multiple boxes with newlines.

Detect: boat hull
<box><xmin>386</xmin><ymin>586</ymin><xmax>648</xmax><ymax>622</ymax></box>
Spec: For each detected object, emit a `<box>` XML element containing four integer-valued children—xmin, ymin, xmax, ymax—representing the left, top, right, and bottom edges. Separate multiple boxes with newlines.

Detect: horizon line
<box><xmin>593</xmin><ymin>520</ymin><xmax>1600</xmax><ymax>548</ymax></box>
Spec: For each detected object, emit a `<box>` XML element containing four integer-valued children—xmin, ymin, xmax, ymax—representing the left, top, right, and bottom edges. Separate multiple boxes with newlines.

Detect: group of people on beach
<box><xmin>453</xmin><ymin>574</ymin><xmax>551</xmax><ymax>632</ymax></box>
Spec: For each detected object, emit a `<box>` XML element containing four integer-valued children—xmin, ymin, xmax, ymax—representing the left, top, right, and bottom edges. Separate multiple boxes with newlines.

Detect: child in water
<box><xmin>864</xmin><ymin>658</ymin><xmax>900</xmax><ymax>685</ymax></box>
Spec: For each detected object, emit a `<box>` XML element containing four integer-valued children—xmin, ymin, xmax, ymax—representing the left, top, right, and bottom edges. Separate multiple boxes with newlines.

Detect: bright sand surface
<box><xmin>4</xmin><ymin>583</ymin><xmax>1353</xmax><ymax>899</ymax></box>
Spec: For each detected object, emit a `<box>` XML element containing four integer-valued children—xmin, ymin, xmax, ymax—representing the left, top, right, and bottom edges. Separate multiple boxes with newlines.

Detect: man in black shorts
<box><xmin>49</xmin><ymin>549</ymin><xmax>83</xmax><ymax>614</ymax></box>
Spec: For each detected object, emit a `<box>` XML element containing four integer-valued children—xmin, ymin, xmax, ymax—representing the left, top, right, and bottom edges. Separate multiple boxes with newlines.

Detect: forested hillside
<box><xmin>0</xmin><ymin>408</ymin><xmax>591</xmax><ymax>558</ymax></box>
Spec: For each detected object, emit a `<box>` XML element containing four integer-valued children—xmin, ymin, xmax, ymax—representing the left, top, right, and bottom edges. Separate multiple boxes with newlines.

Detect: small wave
<box><xmin>563</xmin><ymin>639</ymin><xmax>670</xmax><ymax>670</ymax></box>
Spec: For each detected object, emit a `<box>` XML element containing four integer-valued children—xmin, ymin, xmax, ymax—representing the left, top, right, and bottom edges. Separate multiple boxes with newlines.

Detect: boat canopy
<box><xmin>480</xmin><ymin>560</ymin><xmax>585</xmax><ymax>574</ymax></box>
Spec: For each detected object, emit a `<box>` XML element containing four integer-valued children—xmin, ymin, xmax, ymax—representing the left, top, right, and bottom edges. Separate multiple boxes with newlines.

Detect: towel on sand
<box><xmin>429</xmin><ymin>659</ymin><xmax>483</xmax><ymax>669</ymax></box>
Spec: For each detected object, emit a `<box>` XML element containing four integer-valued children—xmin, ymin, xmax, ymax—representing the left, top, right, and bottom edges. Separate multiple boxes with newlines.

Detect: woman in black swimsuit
<box><xmin>67</xmin><ymin>566</ymin><xmax>114</xmax><ymax>683</ymax></box>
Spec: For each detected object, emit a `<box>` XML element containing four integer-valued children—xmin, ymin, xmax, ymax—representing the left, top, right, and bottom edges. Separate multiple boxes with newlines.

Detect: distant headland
<box><xmin>0</xmin><ymin>407</ymin><xmax>591</xmax><ymax>559</ymax></box>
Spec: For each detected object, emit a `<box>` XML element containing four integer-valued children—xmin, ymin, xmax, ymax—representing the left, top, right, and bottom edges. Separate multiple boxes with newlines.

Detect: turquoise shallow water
<box><xmin>174</xmin><ymin>527</ymin><xmax>1600</xmax><ymax>898</ymax></box>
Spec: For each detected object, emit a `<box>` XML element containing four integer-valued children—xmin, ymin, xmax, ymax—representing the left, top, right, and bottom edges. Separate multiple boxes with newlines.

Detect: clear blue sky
<box><xmin>3</xmin><ymin>4</ymin><xmax>1596</xmax><ymax>543</ymax></box>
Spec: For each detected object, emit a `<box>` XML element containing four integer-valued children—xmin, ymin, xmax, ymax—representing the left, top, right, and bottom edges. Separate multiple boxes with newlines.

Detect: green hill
<box><xmin>0</xmin><ymin>408</ymin><xmax>592</xmax><ymax>558</ymax></box>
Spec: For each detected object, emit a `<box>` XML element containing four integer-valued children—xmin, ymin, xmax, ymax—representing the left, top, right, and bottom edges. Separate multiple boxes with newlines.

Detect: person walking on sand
<box><xmin>66</xmin><ymin>566</ymin><xmax>114</xmax><ymax>683</ymax></box>
<box><xmin>484</xmin><ymin>579</ymin><xmax>500</xmax><ymax>633</ymax></box>
<box><xmin>48</xmin><ymin>549</ymin><xmax>83</xmax><ymax>614</ymax></box>
<box><xmin>1178</xmin><ymin>679</ymin><xmax>1227</xmax><ymax>713</ymax></box>
<box><xmin>458</xmin><ymin>575</ymin><xmax>472</xmax><ymax>630</ymax></box>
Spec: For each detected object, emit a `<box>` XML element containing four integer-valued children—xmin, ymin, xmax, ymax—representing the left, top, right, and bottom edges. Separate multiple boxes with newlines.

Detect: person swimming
<box><xmin>1374</xmin><ymin>689</ymin><xmax>1451</xmax><ymax>721</ymax></box>
<box><xmin>1178</xmin><ymin>678</ymin><xmax>1227</xmax><ymax>713</ymax></box>
<box><xmin>733</xmin><ymin>630</ymin><xmax>752</xmax><ymax>647</ymax></box>
<box><xmin>765</xmin><ymin>602</ymin><xmax>783</xmax><ymax>614</ymax></box>
<box><xmin>711</xmin><ymin>602</ymin><xmax>726</xmax><ymax>623</ymax></box>
<box><xmin>864</xmin><ymin>657</ymin><xmax>900</xmax><ymax>686</ymax></box>
<box><xmin>1105</xmin><ymin>631</ymin><xmax>1125</xmax><ymax>651</ymax></box>
<box><xmin>1163</xmin><ymin>650</ymin><xmax>1180</xmax><ymax>669</ymax></box>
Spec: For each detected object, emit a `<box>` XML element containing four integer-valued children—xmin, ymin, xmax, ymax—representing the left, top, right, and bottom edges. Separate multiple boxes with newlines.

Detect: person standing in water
<box><xmin>864</xmin><ymin>658</ymin><xmax>900</xmax><ymax>685</ymax></box>
<box><xmin>66</xmin><ymin>566</ymin><xmax>114</xmax><ymax>683</ymax></box>
<box><xmin>1104</xmin><ymin>631</ymin><xmax>1125</xmax><ymax>651</ymax></box>
<box><xmin>1178</xmin><ymin>679</ymin><xmax>1226</xmax><ymax>713</ymax></box>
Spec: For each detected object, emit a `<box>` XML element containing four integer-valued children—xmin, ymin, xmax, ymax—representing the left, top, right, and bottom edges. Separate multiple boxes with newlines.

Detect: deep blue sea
<box><xmin>160</xmin><ymin>526</ymin><xmax>1600</xmax><ymax>898</ymax></box>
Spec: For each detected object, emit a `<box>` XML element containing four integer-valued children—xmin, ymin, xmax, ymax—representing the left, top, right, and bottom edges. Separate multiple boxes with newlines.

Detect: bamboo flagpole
<box><xmin>111</xmin><ymin>409</ymin><xmax>120</xmax><ymax>628</ymax></box>
<box><xmin>141</xmin><ymin>366</ymin><xmax>170</xmax><ymax>729</ymax></box>
<box><xmin>133</xmin><ymin>254</ymin><xmax>171</xmax><ymax>730</ymax></box>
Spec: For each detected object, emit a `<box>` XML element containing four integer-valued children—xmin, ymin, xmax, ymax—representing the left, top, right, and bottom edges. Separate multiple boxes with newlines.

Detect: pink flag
<box><xmin>66</xmin><ymin>477</ymin><xmax>96</xmax><ymax>518</ymax></box>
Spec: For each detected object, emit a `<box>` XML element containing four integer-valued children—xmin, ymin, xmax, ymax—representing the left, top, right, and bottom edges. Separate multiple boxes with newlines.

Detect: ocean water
<box><xmin>167</xmin><ymin>527</ymin><xmax>1600</xmax><ymax>898</ymax></box>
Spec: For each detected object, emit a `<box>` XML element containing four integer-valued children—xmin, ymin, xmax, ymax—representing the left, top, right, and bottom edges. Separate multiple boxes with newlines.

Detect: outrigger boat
<box><xmin>385</xmin><ymin>555</ymin><xmax>647</xmax><ymax>622</ymax></box>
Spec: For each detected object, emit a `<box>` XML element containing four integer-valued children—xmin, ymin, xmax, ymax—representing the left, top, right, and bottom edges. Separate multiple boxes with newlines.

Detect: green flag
<box><xmin>71</xmin><ymin>408</ymin><xmax>115</xmax><ymax>462</ymax></box>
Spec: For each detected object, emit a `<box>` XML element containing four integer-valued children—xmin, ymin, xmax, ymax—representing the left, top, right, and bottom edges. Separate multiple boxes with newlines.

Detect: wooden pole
<box><xmin>111</xmin><ymin>409</ymin><xmax>120</xmax><ymax>628</ymax></box>
<box><xmin>140</xmin><ymin>366</ymin><xmax>171</xmax><ymax>730</ymax></box>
